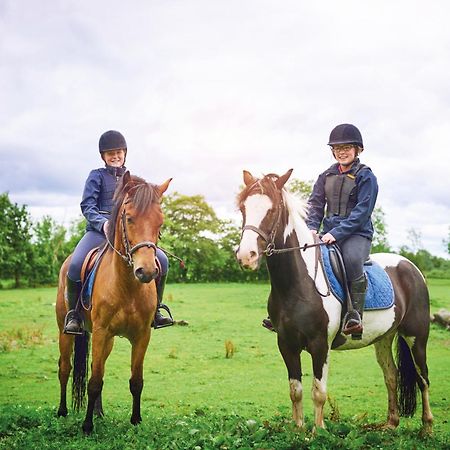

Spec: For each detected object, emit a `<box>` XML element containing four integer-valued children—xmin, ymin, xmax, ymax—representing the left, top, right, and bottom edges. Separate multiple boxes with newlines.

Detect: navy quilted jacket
<box><xmin>306</xmin><ymin>159</ymin><xmax>378</xmax><ymax>242</ymax></box>
<box><xmin>80</xmin><ymin>165</ymin><xmax>127</xmax><ymax>233</ymax></box>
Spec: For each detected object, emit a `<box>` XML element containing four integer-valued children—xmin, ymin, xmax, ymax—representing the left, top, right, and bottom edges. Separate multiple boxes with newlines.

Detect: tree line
<box><xmin>1</xmin><ymin>182</ymin><xmax>449</xmax><ymax>288</ymax></box>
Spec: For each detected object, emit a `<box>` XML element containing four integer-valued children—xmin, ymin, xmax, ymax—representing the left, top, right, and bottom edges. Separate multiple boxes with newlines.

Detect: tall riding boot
<box><xmin>152</xmin><ymin>274</ymin><xmax>174</xmax><ymax>329</ymax></box>
<box><xmin>343</xmin><ymin>274</ymin><xmax>367</xmax><ymax>339</ymax></box>
<box><xmin>63</xmin><ymin>277</ymin><xmax>83</xmax><ymax>335</ymax></box>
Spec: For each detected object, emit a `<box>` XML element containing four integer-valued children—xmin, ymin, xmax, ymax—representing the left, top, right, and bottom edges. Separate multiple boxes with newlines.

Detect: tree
<box><xmin>287</xmin><ymin>178</ymin><xmax>313</xmax><ymax>200</ymax></box>
<box><xmin>31</xmin><ymin>216</ymin><xmax>68</xmax><ymax>285</ymax></box>
<box><xmin>371</xmin><ymin>206</ymin><xmax>391</xmax><ymax>253</ymax></box>
<box><xmin>160</xmin><ymin>192</ymin><xmax>264</xmax><ymax>282</ymax></box>
<box><xmin>444</xmin><ymin>226</ymin><xmax>450</xmax><ymax>255</ymax></box>
<box><xmin>160</xmin><ymin>192</ymin><xmax>225</xmax><ymax>282</ymax></box>
<box><xmin>0</xmin><ymin>193</ymin><xmax>33</xmax><ymax>287</ymax></box>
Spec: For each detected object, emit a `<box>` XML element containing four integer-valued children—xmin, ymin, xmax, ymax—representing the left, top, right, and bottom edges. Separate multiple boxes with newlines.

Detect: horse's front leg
<box><xmin>130</xmin><ymin>330</ymin><xmax>151</xmax><ymax>425</ymax></box>
<box><xmin>57</xmin><ymin>332</ymin><xmax>74</xmax><ymax>417</ymax></box>
<box><xmin>82</xmin><ymin>331</ymin><xmax>114</xmax><ymax>435</ymax></box>
<box><xmin>278</xmin><ymin>336</ymin><xmax>303</xmax><ymax>428</ymax></box>
<box><xmin>310</xmin><ymin>338</ymin><xmax>330</xmax><ymax>430</ymax></box>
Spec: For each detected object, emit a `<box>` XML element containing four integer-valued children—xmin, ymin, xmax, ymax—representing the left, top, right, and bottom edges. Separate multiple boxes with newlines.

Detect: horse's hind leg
<box><xmin>57</xmin><ymin>332</ymin><xmax>74</xmax><ymax>417</ymax></box>
<box><xmin>410</xmin><ymin>336</ymin><xmax>433</xmax><ymax>435</ymax></box>
<box><xmin>374</xmin><ymin>334</ymin><xmax>399</xmax><ymax>429</ymax></box>
<box><xmin>130</xmin><ymin>331</ymin><xmax>151</xmax><ymax>425</ymax></box>
<box><xmin>277</xmin><ymin>337</ymin><xmax>304</xmax><ymax>428</ymax></box>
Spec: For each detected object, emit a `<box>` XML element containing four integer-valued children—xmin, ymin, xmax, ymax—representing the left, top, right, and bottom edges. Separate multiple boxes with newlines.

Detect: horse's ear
<box><xmin>158</xmin><ymin>178</ymin><xmax>172</xmax><ymax>196</ymax></box>
<box><xmin>243</xmin><ymin>170</ymin><xmax>256</xmax><ymax>187</ymax></box>
<box><xmin>275</xmin><ymin>168</ymin><xmax>293</xmax><ymax>190</ymax></box>
<box><xmin>122</xmin><ymin>171</ymin><xmax>131</xmax><ymax>189</ymax></box>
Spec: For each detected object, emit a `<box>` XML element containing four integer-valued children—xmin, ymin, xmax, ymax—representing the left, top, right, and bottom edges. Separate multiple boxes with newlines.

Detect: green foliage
<box><xmin>1</xmin><ymin>186</ymin><xmax>448</xmax><ymax>287</ymax></box>
<box><xmin>31</xmin><ymin>216</ymin><xmax>68</xmax><ymax>286</ymax></box>
<box><xmin>160</xmin><ymin>192</ymin><xmax>267</xmax><ymax>282</ymax></box>
<box><xmin>288</xmin><ymin>178</ymin><xmax>314</xmax><ymax>200</ymax></box>
<box><xmin>0</xmin><ymin>193</ymin><xmax>33</xmax><ymax>287</ymax></box>
<box><xmin>399</xmin><ymin>228</ymin><xmax>450</xmax><ymax>277</ymax></box>
<box><xmin>371</xmin><ymin>206</ymin><xmax>391</xmax><ymax>253</ymax></box>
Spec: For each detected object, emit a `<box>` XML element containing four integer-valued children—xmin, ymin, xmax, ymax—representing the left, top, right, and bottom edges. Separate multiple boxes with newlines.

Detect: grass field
<box><xmin>0</xmin><ymin>280</ymin><xmax>449</xmax><ymax>449</ymax></box>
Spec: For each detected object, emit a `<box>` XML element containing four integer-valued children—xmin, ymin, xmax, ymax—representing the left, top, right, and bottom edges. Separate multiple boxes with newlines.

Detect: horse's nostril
<box><xmin>250</xmin><ymin>251</ymin><xmax>257</xmax><ymax>259</ymax></box>
<box><xmin>135</xmin><ymin>267</ymin><xmax>145</xmax><ymax>280</ymax></box>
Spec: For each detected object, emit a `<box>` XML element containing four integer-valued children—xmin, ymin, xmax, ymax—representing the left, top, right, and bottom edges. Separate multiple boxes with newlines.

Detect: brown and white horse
<box><xmin>56</xmin><ymin>172</ymin><xmax>171</xmax><ymax>434</ymax></box>
<box><xmin>236</xmin><ymin>169</ymin><xmax>433</xmax><ymax>434</ymax></box>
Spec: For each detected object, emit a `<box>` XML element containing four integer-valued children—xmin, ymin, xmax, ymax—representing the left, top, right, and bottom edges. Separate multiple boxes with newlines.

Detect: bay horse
<box><xmin>235</xmin><ymin>169</ymin><xmax>433</xmax><ymax>434</ymax></box>
<box><xmin>55</xmin><ymin>172</ymin><xmax>171</xmax><ymax>434</ymax></box>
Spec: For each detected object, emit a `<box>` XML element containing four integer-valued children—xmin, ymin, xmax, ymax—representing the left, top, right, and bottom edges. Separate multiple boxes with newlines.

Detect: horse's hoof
<box><xmin>419</xmin><ymin>424</ymin><xmax>433</xmax><ymax>437</ymax></box>
<box><xmin>94</xmin><ymin>408</ymin><xmax>104</xmax><ymax>418</ymax></box>
<box><xmin>57</xmin><ymin>407</ymin><xmax>68</xmax><ymax>417</ymax></box>
<box><xmin>130</xmin><ymin>415</ymin><xmax>142</xmax><ymax>425</ymax></box>
<box><xmin>82</xmin><ymin>422</ymin><xmax>93</xmax><ymax>435</ymax></box>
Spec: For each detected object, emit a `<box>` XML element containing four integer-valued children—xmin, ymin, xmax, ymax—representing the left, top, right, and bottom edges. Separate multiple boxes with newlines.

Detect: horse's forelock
<box><xmin>107</xmin><ymin>175</ymin><xmax>160</xmax><ymax>244</ymax></box>
<box><xmin>237</xmin><ymin>173</ymin><xmax>281</xmax><ymax>209</ymax></box>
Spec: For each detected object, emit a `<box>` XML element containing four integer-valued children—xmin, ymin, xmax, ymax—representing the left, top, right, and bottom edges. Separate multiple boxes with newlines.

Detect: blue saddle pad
<box><xmin>320</xmin><ymin>246</ymin><xmax>394</xmax><ymax>310</ymax></box>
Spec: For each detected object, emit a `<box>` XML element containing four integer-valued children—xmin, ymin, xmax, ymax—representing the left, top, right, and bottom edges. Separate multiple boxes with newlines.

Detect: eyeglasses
<box><xmin>331</xmin><ymin>145</ymin><xmax>354</xmax><ymax>153</ymax></box>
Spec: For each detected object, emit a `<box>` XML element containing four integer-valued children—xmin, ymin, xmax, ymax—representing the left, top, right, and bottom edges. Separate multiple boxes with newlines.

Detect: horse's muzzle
<box><xmin>235</xmin><ymin>248</ymin><xmax>261</xmax><ymax>270</ymax></box>
<box><xmin>134</xmin><ymin>266</ymin><xmax>159</xmax><ymax>283</ymax></box>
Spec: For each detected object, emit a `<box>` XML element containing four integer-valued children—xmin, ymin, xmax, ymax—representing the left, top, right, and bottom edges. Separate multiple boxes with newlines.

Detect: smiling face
<box><xmin>331</xmin><ymin>144</ymin><xmax>357</xmax><ymax>168</ymax></box>
<box><xmin>102</xmin><ymin>148</ymin><xmax>126</xmax><ymax>167</ymax></box>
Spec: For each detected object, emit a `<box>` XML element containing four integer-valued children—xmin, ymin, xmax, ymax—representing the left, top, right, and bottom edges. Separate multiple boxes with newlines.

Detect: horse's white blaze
<box><xmin>236</xmin><ymin>194</ymin><xmax>273</xmax><ymax>268</ymax></box>
<box><xmin>289</xmin><ymin>378</ymin><xmax>304</xmax><ymax>427</ymax></box>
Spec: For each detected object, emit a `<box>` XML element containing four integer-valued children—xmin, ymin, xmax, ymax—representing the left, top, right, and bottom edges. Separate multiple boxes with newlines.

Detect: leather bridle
<box><xmin>106</xmin><ymin>196</ymin><xmax>158</xmax><ymax>267</ymax></box>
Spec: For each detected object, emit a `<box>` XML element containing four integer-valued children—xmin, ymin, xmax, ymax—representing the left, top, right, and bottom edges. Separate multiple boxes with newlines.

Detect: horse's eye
<box><xmin>127</xmin><ymin>217</ymin><xmax>134</xmax><ymax>224</ymax></box>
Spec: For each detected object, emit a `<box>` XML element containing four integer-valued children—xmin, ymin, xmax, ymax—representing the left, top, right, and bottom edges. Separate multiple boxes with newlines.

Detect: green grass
<box><xmin>0</xmin><ymin>280</ymin><xmax>449</xmax><ymax>449</ymax></box>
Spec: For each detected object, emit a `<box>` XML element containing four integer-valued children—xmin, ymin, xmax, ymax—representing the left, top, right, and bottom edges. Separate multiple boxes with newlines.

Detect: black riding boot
<box><xmin>63</xmin><ymin>277</ymin><xmax>83</xmax><ymax>335</ymax></box>
<box><xmin>343</xmin><ymin>274</ymin><xmax>367</xmax><ymax>339</ymax></box>
<box><xmin>152</xmin><ymin>274</ymin><xmax>174</xmax><ymax>329</ymax></box>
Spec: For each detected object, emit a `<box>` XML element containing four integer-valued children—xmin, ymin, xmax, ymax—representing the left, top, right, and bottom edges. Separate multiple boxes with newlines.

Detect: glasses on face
<box><xmin>332</xmin><ymin>145</ymin><xmax>354</xmax><ymax>154</ymax></box>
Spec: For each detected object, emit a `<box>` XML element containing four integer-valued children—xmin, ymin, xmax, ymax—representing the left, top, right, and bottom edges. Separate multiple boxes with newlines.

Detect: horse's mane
<box><xmin>107</xmin><ymin>175</ymin><xmax>161</xmax><ymax>244</ymax></box>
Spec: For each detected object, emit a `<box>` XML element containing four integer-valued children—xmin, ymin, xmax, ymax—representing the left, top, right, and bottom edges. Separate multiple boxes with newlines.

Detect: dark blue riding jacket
<box><xmin>306</xmin><ymin>159</ymin><xmax>378</xmax><ymax>242</ymax></box>
<box><xmin>80</xmin><ymin>166</ymin><xmax>127</xmax><ymax>233</ymax></box>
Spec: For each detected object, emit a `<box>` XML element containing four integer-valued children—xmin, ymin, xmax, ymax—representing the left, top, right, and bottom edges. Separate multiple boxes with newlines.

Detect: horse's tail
<box><xmin>396</xmin><ymin>334</ymin><xmax>417</xmax><ymax>417</ymax></box>
<box><xmin>71</xmin><ymin>331</ymin><xmax>90</xmax><ymax>412</ymax></box>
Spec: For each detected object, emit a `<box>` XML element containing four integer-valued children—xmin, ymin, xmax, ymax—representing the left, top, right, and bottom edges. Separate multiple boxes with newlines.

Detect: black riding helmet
<box><xmin>99</xmin><ymin>130</ymin><xmax>127</xmax><ymax>153</ymax></box>
<box><xmin>328</xmin><ymin>124</ymin><xmax>363</xmax><ymax>149</ymax></box>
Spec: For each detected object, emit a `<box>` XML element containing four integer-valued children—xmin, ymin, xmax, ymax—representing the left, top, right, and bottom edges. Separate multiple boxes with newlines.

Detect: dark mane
<box><xmin>237</xmin><ymin>173</ymin><xmax>282</xmax><ymax>210</ymax></box>
<box><xmin>107</xmin><ymin>175</ymin><xmax>161</xmax><ymax>244</ymax></box>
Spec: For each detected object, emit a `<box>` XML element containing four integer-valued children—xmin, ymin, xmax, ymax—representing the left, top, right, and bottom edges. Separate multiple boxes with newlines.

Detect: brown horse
<box><xmin>56</xmin><ymin>172</ymin><xmax>171</xmax><ymax>434</ymax></box>
<box><xmin>236</xmin><ymin>169</ymin><xmax>433</xmax><ymax>434</ymax></box>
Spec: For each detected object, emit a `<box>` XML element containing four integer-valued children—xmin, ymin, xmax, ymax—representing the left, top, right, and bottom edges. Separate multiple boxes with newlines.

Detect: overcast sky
<box><xmin>1</xmin><ymin>0</ymin><xmax>449</xmax><ymax>258</ymax></box>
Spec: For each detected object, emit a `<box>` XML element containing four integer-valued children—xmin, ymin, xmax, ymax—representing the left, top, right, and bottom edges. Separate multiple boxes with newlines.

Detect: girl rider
<box><xmin>263</xmin><ymin>124</ymin><xmax>378</xmax><ymax>337</ymax></box>
<box><xmin>64</xmin><ymin>130</ymin><xmax>173</xmax><ymax>334</ymax></box>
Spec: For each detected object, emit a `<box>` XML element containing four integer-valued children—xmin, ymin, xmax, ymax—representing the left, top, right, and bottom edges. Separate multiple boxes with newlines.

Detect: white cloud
<box><xmin>1</xmin><ymin>0</ymin><xmax>449</xmax><ymax>258</ymax></box>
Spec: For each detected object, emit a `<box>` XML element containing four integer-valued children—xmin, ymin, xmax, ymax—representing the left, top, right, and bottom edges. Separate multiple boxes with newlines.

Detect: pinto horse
<box><xmin>55</xmin><ymin>172</ymin><xmax>171</xmax><ymax>434</ymax></box>
<box><xmin>236</xmin><ymin>169</ymin><xmax>433</xmax><ymax>434</ymax></box>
